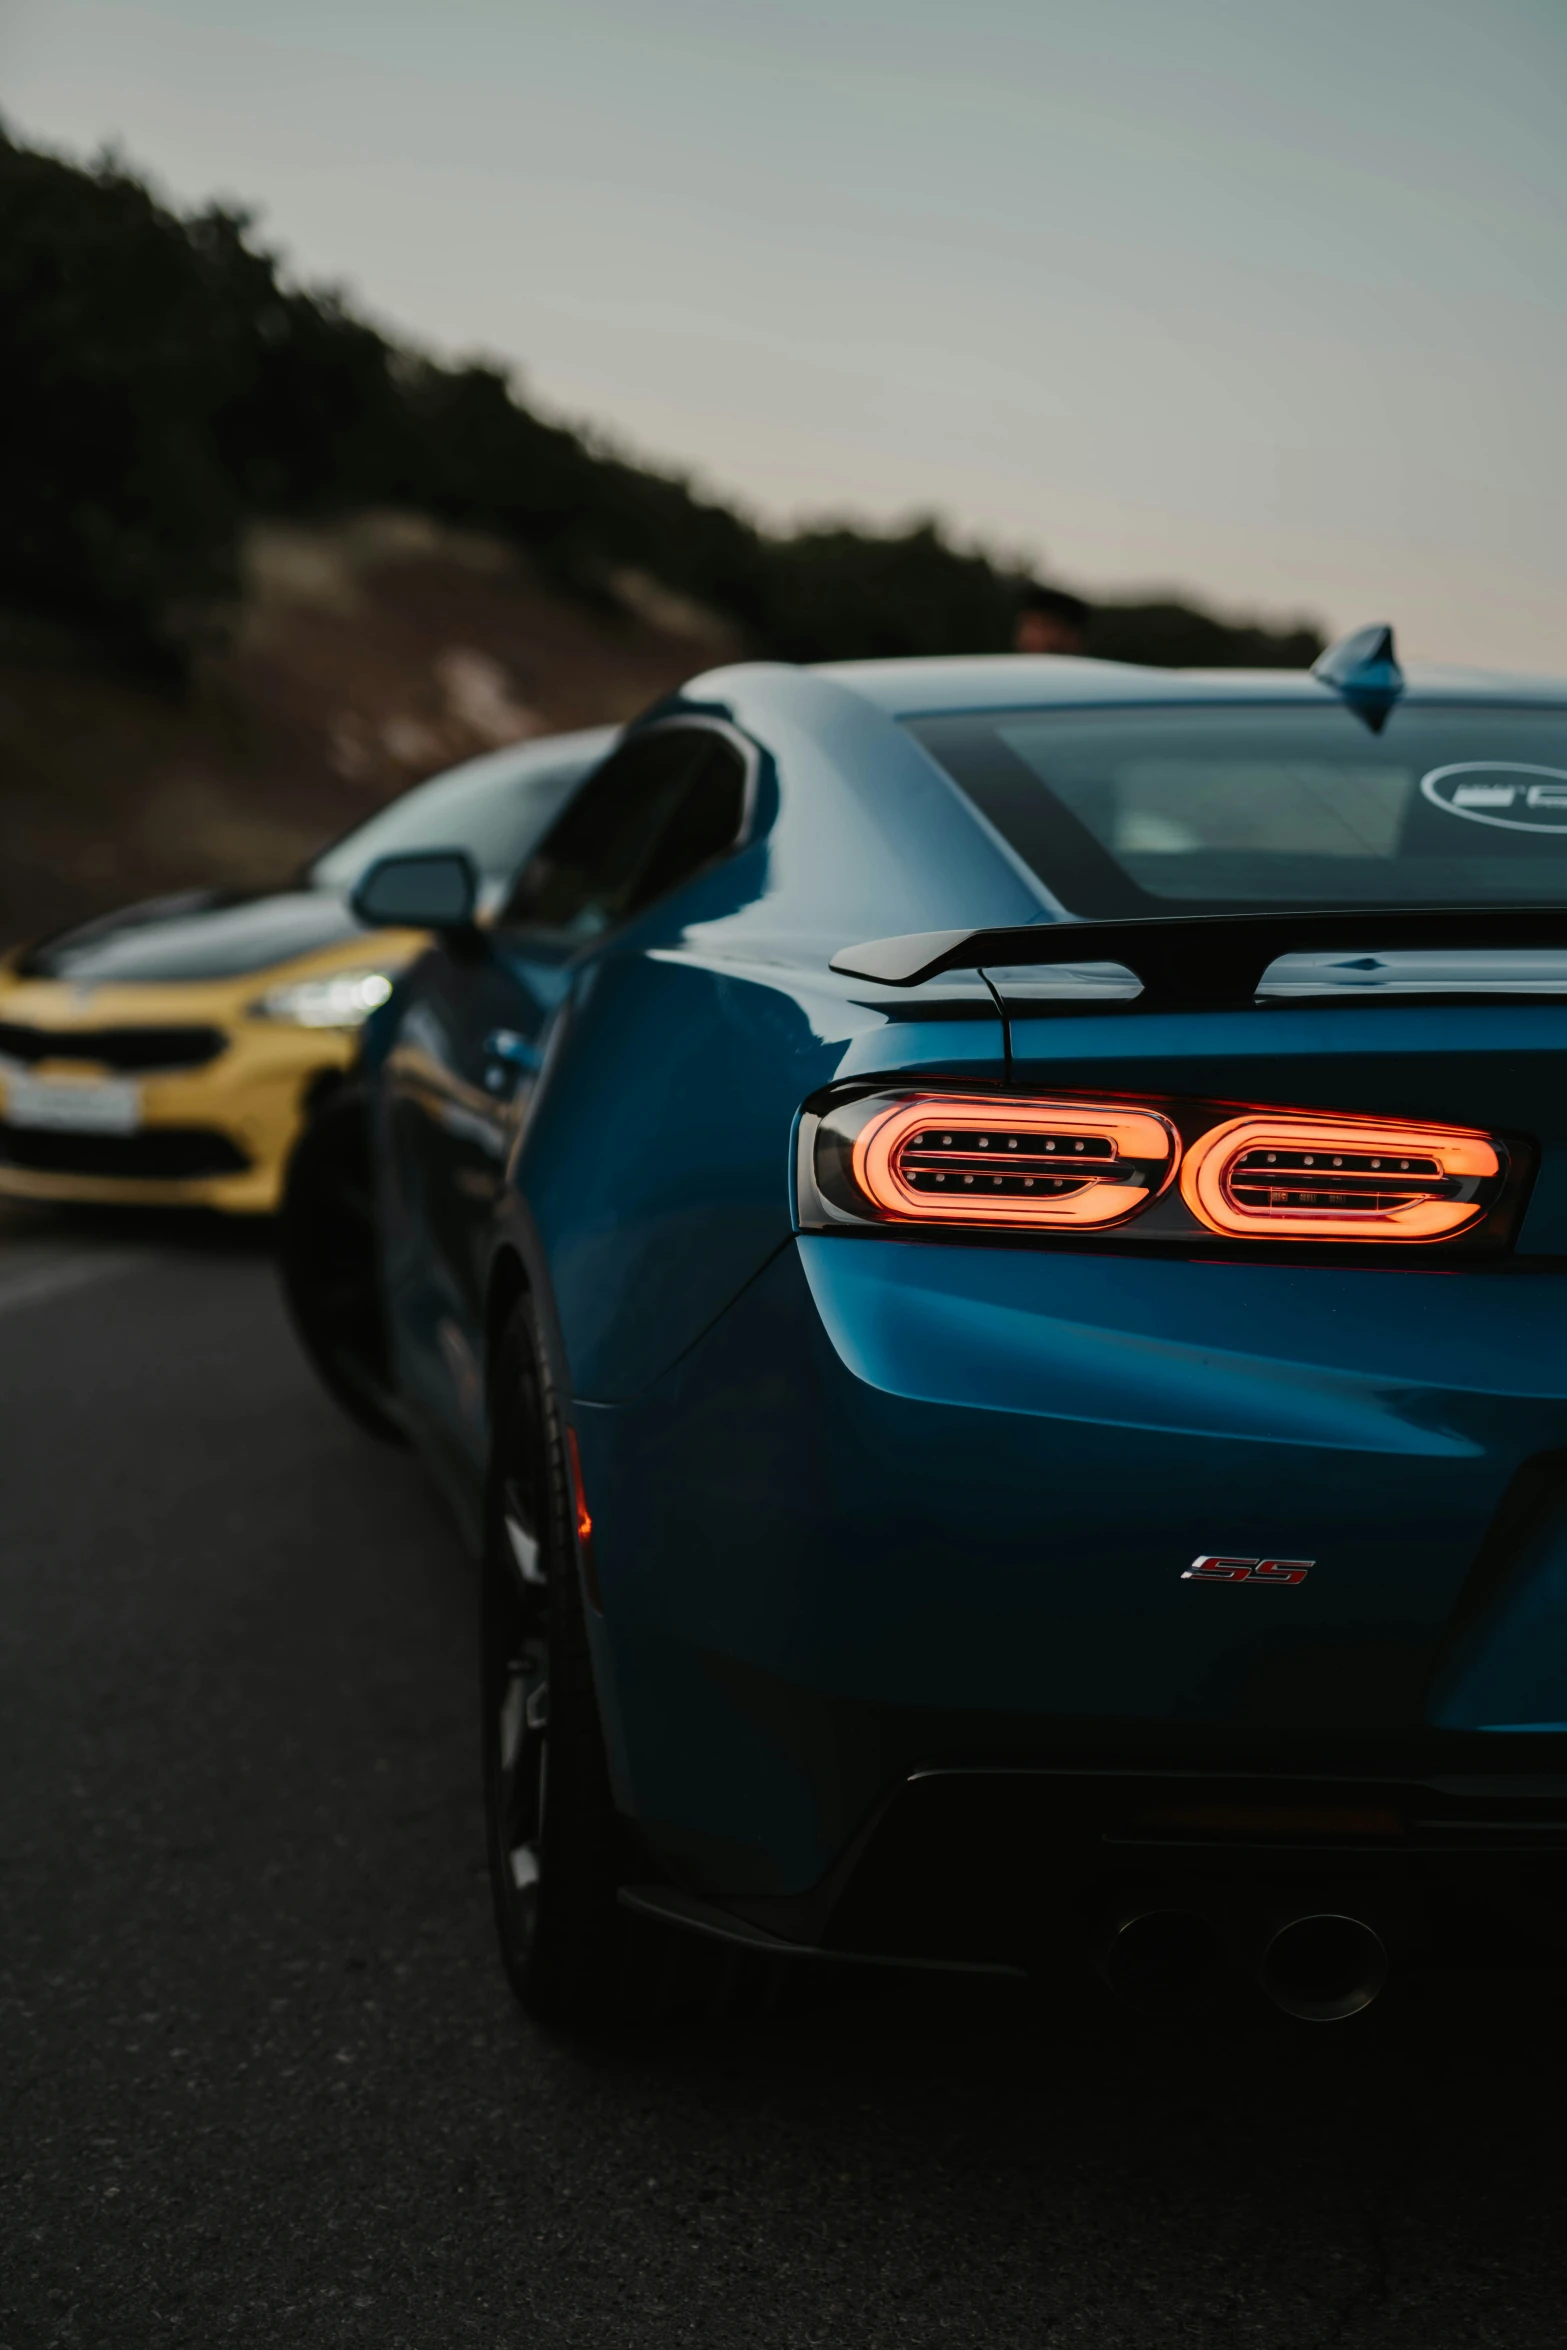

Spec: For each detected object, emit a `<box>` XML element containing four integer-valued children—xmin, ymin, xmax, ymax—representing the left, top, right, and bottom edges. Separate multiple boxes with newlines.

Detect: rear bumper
<box><xmin>624</xmin><ymin>1767</ymin><xmax>1567</xmax><ymax>1983</ymax></box>
<box><xmin>629</xmin><ymin>1761</ymin><xmax>1567</xmax><ymax>1974</ymax></box>
<box><xmin>820</xmin><ymin>1760</ymin><xmax>1567</xmax><ymax>1970</ymax></box>
<box><xmin>576</xmin><ymin>1236</ymin><xmax>1567</xmax><ymax>1906</ymax></box>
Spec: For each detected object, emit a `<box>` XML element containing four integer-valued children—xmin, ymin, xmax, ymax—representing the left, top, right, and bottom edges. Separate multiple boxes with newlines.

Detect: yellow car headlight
<box><xmin>250</xmin><ymin>968</ymin><xmax>397</xmax><ymax>1029</ymax></box>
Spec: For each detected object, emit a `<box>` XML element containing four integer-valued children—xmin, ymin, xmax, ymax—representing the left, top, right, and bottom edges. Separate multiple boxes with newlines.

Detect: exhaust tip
<box><xmin>1259</xmin><ymin>1912</ymin><xmax>1388</xmax><ymax>2022</ymax></box>
<box><xmin>1099</xmin><ymin>1908</ymin><xmax>1227</xmax><ymax>2016</ymax></box>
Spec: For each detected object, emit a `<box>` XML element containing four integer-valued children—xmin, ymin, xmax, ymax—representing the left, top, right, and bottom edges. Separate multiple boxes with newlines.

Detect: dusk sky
<box><xmin>6</xmin><ymin>0</ymin><xmax>1564</xmax><ymax>666</ymax></box>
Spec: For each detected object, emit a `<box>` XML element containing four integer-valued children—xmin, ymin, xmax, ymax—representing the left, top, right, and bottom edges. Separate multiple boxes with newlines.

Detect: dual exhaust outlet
<box><xmin>1100</xmin><ymin>1905</ymin><xmax>1390</xmax><ymax>2022</ymax></box>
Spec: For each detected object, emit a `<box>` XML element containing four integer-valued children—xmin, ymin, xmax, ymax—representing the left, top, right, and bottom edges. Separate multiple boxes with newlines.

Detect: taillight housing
<box><xmin>803</xmin><ymin>1089</ymin><xmax>1523</xmax><ymax>1252</ymax></box>
<box><xmin>821</xmin><ymin>1093</ymin><xmax>1177</xmax><ymax>1231</ymax></box>
<box><xmin>1180</xmin><ymin>1113</ymin><xmax>1501</xmax><ymax>1244</ymax></box>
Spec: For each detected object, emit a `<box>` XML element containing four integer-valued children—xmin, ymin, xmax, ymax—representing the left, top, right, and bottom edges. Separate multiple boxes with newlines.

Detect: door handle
<box><xmin>484</xmin><ymin>1028</ymin><xmax>541</xmax><ymax>1073</ymax></box>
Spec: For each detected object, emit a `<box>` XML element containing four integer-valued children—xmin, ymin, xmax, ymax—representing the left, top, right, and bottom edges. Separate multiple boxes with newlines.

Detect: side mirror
<box><xmin>350</xmin><ymin>850</ymin><xmax>478</xmax><ymax>932</ymax></box>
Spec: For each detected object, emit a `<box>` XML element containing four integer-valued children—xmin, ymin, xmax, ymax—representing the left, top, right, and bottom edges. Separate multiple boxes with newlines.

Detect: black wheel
<box><xmin>483</xmin><ymin>1295</ymin><xmax>635</xmax><ymax>2025</ymax></box>
<box><xmin>278</xmin><ymin>1080</ymin><xmax>405</xmax><ymax>1446</ymax></box>
<box><xmin>482</xmin><ymin>1295</ymin><xmax>791</xmax><ymax>2029</ymax></box>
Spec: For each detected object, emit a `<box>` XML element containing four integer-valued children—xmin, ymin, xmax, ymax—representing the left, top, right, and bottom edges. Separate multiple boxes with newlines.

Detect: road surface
<box><xmin>3</xmin><ymin>1209</ymin><xmax>1566</xmax><ymax>2348</ymax></box>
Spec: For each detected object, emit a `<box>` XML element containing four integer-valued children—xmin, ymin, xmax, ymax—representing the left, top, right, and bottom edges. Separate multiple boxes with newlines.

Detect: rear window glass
<box><xmin>906</xmin><ymin>704</ymin><xmax>1567</xmax><ymax>917</ymax></box>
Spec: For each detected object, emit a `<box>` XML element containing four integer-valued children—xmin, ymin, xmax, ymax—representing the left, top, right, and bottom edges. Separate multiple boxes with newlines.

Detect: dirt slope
<box><xmin>0</xmin><ymin>513</ymin><xmax>738</xmax><ymax>946</ymax></box>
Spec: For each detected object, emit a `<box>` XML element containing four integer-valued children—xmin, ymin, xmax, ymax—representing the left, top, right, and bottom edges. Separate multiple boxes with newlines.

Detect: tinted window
<box><xmin>908</xmin><ymin>704</ymin><xmax>1567</xmax><ymax>916</ymax></box>
<box><xmin>308</xmin><ymin>732</ymin><xmax>614</xmax><ymax>893</ymax></box>
<box><xmin>500</xmin><ymin>729</ymin><xmax>746</xmax><ymax>939</ymax></box>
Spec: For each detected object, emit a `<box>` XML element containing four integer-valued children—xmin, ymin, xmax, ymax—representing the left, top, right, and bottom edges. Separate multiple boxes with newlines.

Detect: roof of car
<box><xmin>811</xmin><ymin>653</ymin><xmax>1567</xmax><ymax>717</ymax></box>
<box><xmin>414</xmin><ymin>722</ymin><xmax>619</xmax><ymax>793</ymax></box>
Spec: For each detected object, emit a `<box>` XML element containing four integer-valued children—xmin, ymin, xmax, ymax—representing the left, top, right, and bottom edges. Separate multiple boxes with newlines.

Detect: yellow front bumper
<box><xmin>0</xmin><ymin>933</ymin><xmax>423</xmax><ymax>1215</ymax></box>
<box><xmin>0</xmin><ymin>1022</ymin><xmax>359</xmax><ymax>1214</ymax></box>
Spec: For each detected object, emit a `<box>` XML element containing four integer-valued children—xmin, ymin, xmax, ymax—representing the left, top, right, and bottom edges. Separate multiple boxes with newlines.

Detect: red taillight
<box><xmin>807</xmin><ymin>1088</ymin><xmax>1516</xmax><ymax>1249</ymax></box>
<box><xmin>566</xmin><ymin>1428</ymin><xmax>601</xmax><ymax>1611</ymax></box>
<box><xmin>839</xmin><ymin>1094</ymin><xmax>1177</xmax><ymax>1229</ymax></box>
<box><xmin>566</xmin><ymin>1427</ymin><xmax>593</xmax><ymax>1541</ymax></box>
<box><xmin>1179</xmin><ymin>1112</ymin><xmax>1500</xmax><ymax>1243</ymax></box>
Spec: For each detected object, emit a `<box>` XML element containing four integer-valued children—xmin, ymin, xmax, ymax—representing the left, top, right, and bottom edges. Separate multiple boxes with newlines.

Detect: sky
<box><xmin>5</xmin><ymin>0</ymin><xmax>1565</xmax><ymax>666</ymax></box>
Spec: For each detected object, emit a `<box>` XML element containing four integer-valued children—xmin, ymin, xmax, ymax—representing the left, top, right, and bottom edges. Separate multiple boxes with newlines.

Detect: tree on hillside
<box><xmin>0</xmin><ymin>125</ymin><xmax>1322</xmax><ymax>675</ymax></box>
<box><xmin>2</xmin><ymin>137</ymin><xmax>248</xmax><ymax>660</ymax></box>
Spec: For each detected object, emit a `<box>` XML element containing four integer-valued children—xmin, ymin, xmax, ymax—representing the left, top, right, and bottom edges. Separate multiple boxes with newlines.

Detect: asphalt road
<box><xmin>5</xmin><ymin>1214</ymin><xmax>1567</xmax><ymax>2350</ymax></box>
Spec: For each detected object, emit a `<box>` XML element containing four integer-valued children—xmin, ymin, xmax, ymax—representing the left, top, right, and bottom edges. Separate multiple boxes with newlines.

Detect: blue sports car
<box><xmin>293</xmin><ymin>629</ymin><xmax>1567</xmax><ymax>2026</ymax></box>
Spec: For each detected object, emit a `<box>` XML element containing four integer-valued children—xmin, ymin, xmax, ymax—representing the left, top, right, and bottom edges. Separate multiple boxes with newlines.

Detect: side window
<box><xmin>624</xmin><ymin>736</ymin><xmax>747</xmax><ymax>918</ymax></box>
<box><xmin>499</xmin><ymin>729</ymin><xmax>747</xmax><ymax>939</ymax></box>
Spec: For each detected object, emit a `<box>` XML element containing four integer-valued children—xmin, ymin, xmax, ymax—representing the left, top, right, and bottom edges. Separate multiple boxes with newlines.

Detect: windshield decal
<box><xmin>1420</xmin><ymin>763</ymin><xmax>1567</xmax><ymax>834</ymax></box>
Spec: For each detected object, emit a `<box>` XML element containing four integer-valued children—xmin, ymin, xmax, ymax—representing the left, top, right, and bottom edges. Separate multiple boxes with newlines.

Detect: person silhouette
<box><xmin>1014</xmin><ymin>583</ymin><xmax>1090</xmax><ymax>655</ymax></box>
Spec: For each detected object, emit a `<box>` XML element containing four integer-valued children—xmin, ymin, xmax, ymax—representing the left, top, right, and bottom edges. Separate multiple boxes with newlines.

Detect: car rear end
<box><xmin>788</xmin><ymin>997</ymin><xmax>1567</xmax><ymax>1991</ymax></box>
<box><xmin>605</xmin><ymin>658</ymin><xmax>1567</xmax><ymax>2010</ymax></box>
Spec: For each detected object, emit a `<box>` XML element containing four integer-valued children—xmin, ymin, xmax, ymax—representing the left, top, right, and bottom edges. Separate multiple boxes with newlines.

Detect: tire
<box><xmin>482</xmin><ymin>1295</ymin><xmax>790</xmax><ymax>2030</ymax></box>
<box><xmin>278</xmin><ymin>1080</ymin><xmax>406</xmax><ymax>1447</ymax></box>
<box><xmin>482</xmin><ymin>1295</ymin><xmax>633</xmax><ymax>2025</ymax></box>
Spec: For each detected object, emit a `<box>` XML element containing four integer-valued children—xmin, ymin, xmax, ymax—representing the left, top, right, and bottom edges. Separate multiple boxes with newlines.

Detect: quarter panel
<box><xmin>516</xmin><ymin>944</ymin><xmax>1004</xmax><ymax>1401</ymax></box>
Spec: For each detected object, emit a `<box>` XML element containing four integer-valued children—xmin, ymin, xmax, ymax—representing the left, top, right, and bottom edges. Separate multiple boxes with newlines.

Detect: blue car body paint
<box><xmin>358</xmin><ymin>653</ymin><xmax>1567</xmax><ymax>1954</ymax></box>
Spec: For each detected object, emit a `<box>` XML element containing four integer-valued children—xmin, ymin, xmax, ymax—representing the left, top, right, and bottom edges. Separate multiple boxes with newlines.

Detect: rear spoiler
<box><xmin>829</xmin><ymin>907</ymin><xmax>1567</xmax><ymax>1008</ymax></box>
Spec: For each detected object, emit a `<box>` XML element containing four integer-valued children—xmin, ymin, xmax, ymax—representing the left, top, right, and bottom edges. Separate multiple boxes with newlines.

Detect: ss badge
<box><xmin>1182</xmin><ymin>1554</ymin><xmax>1313</xmax><ymax>1586</ymax></box>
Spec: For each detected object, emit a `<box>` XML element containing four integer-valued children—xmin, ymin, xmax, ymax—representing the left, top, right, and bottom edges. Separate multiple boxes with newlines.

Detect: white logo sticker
<box><xmin>1420</xmin><ymin>763</ymin><xmax>1567</xmax><ymax>834</ymax></box>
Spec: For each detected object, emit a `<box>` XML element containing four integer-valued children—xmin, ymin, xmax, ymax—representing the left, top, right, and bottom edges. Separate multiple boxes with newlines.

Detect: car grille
<box><xmin>0</xmin><ymin>1126</ymin><xmax>251</xmax><ymax>1179</ymax></box>
<box><xmin>0</xmin><ymin>1022</ymin><xmax>228</xmax><ymax>1072</ymax></box>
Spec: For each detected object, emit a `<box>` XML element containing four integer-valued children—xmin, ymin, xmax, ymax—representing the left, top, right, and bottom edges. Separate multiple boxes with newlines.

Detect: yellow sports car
<box><xmin>0</xmin><ymin>726</ymin><xmax>614</xmax><ymax>1214</ymax></box>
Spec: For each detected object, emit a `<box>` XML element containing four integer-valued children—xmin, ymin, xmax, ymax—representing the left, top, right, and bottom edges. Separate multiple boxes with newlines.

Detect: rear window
<box><xmin>906</xmin><ymin>703</ymin><xmax>1567</xmax><ymax>917</ymax></box>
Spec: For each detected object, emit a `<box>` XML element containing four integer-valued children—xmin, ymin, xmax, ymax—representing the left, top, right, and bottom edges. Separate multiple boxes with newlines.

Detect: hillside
<box><xmin>0</xmin><ymin>515</ymin><xmax>738</xmax><ymax>944</ymax></box>
<box><xmin>0</xmin><ymin>125</ymin><xmax>1325</xmax><ymax>944</ymax></box>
